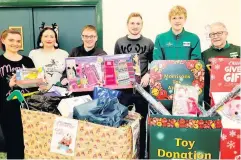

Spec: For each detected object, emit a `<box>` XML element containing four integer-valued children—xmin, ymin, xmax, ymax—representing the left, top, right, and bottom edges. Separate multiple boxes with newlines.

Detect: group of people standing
<box><xmin>0</xmin><ymin>5</ymin><xmax>240</xmax><ymax>159</ymax></box>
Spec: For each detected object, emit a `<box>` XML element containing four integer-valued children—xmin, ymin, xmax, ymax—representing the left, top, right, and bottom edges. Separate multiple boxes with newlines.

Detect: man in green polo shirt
<box><xmin>153</xmin><ymin>5</ymin><xmax>201</xmax><ymax>60</ymax></box>
<box><xmin>202</xmin><ymin>22</ymin><xmax>240</xmax><ymax>107</ymax></box>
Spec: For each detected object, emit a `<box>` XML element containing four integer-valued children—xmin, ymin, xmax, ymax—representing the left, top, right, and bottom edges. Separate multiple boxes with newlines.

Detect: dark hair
<box><xmin>0</xmin><ymin>29</ymin><xmax>22</xmax><ymax>51</ymax></box>
<box><xmin>36</xmin><ymin>27</ymin><xmax>59</xmax><ymax>49</ymax></box>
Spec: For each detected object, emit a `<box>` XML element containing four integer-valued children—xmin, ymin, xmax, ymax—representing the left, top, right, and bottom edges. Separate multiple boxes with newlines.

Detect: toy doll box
<box><xmin>149</xmin><ymin>60</ymin><xmax>204</xmax><ymax>103</ymax></box>
<box><xmin>16</xmin><ymin>67</ymin><xmax>45</xmax><ymax>88</ymax></box>
<box><xmin>66</xmin><ymin>54</ymin><xmax>140</xmax><ymax>92</ymax></box>
<box><xmin>66</xmin><ymin>56</ymin><xmax>102</xmax><ymax>92</ymax></box>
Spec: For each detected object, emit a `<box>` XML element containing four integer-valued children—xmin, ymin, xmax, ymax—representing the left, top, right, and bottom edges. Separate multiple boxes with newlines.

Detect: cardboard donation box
<box><xmin>148</xmin><ymin>115</ymin><xmax>222</xmax><ymax>159</ymax></box>
<box><xmin>21</xmin><ymin>109</ymin><xmax>140</xmax><ymax>159</ymax></box>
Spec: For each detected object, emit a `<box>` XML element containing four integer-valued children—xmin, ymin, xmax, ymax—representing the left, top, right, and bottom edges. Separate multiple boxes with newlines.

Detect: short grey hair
<box><xmin>210</xmin><ymin>22</ymin><xmax>227</xmax><ymax>31</ymax></box>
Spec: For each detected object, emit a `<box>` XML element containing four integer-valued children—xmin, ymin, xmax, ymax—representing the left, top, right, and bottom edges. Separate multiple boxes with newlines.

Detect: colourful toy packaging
<box><xmin>66</xmin><ymin>54</ymin><xmax>140</xmax><ymax>92</ymax></box>
<box><xmin>172</xmin><ymin>84</ymin><xmax>200</xmax><ymax>116</ymax></box>
<box><xmin>16</xmin><ymin>67</ymin><xmax>45</xmax><ymax>88</ymax></box>
<box><xmin>149</xmin><ymin>60</ymin><xmax>204</xmax><ymax>104</ymax></box>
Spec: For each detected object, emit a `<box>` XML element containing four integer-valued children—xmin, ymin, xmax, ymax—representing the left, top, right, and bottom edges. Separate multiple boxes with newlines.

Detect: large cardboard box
<box><xmin>21</xmin><ymin>109</ymin><xmax>140</xmax><ymax>159</ymax></box>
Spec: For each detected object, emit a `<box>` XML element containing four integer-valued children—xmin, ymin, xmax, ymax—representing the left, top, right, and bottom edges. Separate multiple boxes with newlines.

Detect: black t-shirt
<box><xmin>0</xmin><ymin>55</ymin><xmax>35</xmax><ymax>110</ymax></box>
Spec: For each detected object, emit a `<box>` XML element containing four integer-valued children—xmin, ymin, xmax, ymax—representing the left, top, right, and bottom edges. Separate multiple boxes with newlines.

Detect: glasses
<box><xmin>82</xmin><ymin>35</ymin><xmax>96</xmax><ymax>39</ymax></box>
<box><xmin>209</xmin><ymin>31</ymin><xmax>226</xmax><ymax>38</ymax></box>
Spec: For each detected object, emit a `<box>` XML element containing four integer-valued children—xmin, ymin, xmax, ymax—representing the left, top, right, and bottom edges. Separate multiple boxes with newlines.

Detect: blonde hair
<box><xmin>81</xmin><ymin>25</ymin><xmax>97</xmax><ymax>35</ymax></box>
<box><xmin>168</xmin><ymin>5</ymin><xmax>187</xmax><ymax>21</ymax></box>
<box><xmin>127</xmin><ymin>12</ymin><xmax>143</xmax><ymax>23</ymax></box>
<box><xmin>0</xmin><ymin>29</ymin><xmax>21</xmax><ymax>51</ymax></box>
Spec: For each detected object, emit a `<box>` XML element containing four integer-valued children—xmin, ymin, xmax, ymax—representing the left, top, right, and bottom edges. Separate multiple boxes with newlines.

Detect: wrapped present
<box><xmin>21</xmin><ymin>109</ymin><xmax>140</xmax><ymax>159</ymax></box>
<box><xmin>16</xmin><ymin>67</ymin><xmax>45</xmax><ymax>88</ymax></box>
<box><xmin>73</xmin><ymin>97</ymin><xmax>128</xmax><ymax>127</ymax></box>
<box><xmin>220</xmin><ymin>128</ymin><xmax>241</xmax><ymax>160</ymax></box>
<box><xmin>210</xmin><ymin>58</ymin><xmax>240</xmax><ymax>94</ymax></box>
<box><xmin>93</xmin><ymin>86</ymin><xmax>122</xmax><ymax>99</ymax></box>
<box><xmin>210</xmin><ymin>58</ymin><xmax>240</xmax><ymax>106</ymax></box>
<box><xmin>57</xmin><ymin>95</ymin><xmax>92</xmax><ymax>118</ymax></box>
<box><xmin>148</xmin><ymin>115</ymin><xmax>222</xmax><ymax>159</ymax></box>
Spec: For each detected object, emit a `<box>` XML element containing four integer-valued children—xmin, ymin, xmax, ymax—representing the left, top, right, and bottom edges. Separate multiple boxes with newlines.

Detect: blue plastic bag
<box><xmin>93</xmin><ymin>87</ymin><xmax>122</xmax><ymax>99</ymax></box>
<box><xmin>73</xmin><ymin>97</ymin><xmax>128</xmax><ymax>127</ymax></box>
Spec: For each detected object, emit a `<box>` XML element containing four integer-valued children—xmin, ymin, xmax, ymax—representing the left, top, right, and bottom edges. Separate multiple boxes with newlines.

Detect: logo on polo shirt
<box><xmin>166</xmin><ymin>42</ymin><xmax>173</xmax><ymax>47</ymax></box>
<box><xmin>183</xmin><ymin>41</ymin><xmax>191</xmax><ymax>47</ymax></box>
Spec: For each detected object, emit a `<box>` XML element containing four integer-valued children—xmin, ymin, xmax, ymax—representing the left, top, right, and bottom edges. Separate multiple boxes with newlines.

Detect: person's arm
<box><xmin>148</xmin><ymin>40</ymin><xmax>154</xmax><ymax>63</ymax></box>
<box><xmin>28</xmin><ymin>50</ymin><xmax>35</xmax><ymax>65</ymax></box>
<box><xmin>140</xmin><ymin>40</ymin><xmax>154</xmax><ymax>87</ymax></box>
<box><xmin>190</xmin><ymin>36</ymin><xmax>202</xmax><ymax>60</ymax></box>
<box><xmin>114</xmin><ymin>41</ymin><xmax>121</xmax><ymax>55</ymax></box>
<box><xmin>201</xmin><ymin>51</ymin><xmax>206</xmax><ymax>63</ymax></box>
<box><xmin>98</xmin><ymin>49</ymin><xmax>107</xmax><ymax>56</ymax></box>
<box><xmin>28</xmin><ymin>58</ymin><xmax>35</xmax><ymax>68</ymax></box>
<box><xmin>69</xmin><ymin>48</ymin><xmax>77</xmax><ymax>57</ymax></box>
<box><xmin>60</xmin><ymin>51</ymin><xmax>70</xmax><ymax>84</ymax></box>
<box><xmin>153</xmin><ymin>35</ymin><xmax>164</xmax><ymax>60</ymax></box>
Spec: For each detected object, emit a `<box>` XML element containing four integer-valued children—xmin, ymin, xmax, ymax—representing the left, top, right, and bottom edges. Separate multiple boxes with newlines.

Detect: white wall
<box><xmin>102</xmin><ymin>0</ymin><xmax>241</xmax><ymax>54</ymax></box>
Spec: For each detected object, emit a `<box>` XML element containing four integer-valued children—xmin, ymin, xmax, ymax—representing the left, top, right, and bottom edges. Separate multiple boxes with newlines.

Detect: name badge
<box><xmin>229</xmin><ymin>52</ymin><xmax>239</xmax><ymax>58</ymax></box>
<box><xmin>183</xmin><ymin>42</ymin><xmax>191</xmax><ymax>47</ymax></box>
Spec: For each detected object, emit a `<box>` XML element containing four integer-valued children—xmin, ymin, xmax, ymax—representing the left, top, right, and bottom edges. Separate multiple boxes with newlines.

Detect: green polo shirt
<box><xmin>153</xmin><ymin>28</ymin><xmax>201</xmax><ymax>60</ymax></box>
<box><xmin>202</xmin><ymin>42</ymin><xmax>240</xmax><ymax>65</ymax></box>
<box><xmin>201</xmin><ymin>42</ymin><xmax>240</xmax><ymax>106</ymax></box>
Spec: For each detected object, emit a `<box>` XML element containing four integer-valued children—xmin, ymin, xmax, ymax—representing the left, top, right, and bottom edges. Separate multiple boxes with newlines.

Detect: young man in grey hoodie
<box><xmin>114</xmin><ymin>12</ymin><xmax>154</xmax><ymax>159</ymax></box>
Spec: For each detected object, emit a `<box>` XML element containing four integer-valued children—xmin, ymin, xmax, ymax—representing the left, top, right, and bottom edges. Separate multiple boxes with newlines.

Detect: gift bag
<box><xmin>73</xmin><ymin>97</ymin><xmax>128</xmax><ymax>127</ymax></box>
<box><xmin>25</xmin><ymin>92</ymin><xmax>71</xmax><ymax>115</ymax></box>
<box><xmin>148</xmin><ymin>115</ymin><xmax>222</xmax><ymax>159</ymax></box>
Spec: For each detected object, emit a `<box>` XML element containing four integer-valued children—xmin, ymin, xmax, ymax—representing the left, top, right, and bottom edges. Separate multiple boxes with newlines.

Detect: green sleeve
<box><xmin>153</xmin><ymin>35</ymin><xmax>164</xmax><ymax>60</ymax></box>
<box><xmin>191</xmin><ymin>36</ymin><xmax>202</xmax><ymax>60</ymax></box>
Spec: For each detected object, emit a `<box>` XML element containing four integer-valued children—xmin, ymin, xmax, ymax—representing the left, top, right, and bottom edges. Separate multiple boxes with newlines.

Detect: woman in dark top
<box><xmin>0</xmin><ymin>29</ymin><xmax>35</xmax><ymax>159</ymax></box>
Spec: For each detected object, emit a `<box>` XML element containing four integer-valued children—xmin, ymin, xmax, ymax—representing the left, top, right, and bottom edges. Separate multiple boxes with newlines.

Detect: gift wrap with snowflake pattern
<box><xmin>21</xmin><ymin>109</ymin><xmax>140</xmax><ymax>159</ymax></box>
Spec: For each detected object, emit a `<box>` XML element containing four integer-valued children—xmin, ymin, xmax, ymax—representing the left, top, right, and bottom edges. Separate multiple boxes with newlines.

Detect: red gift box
<box><xmin>209</xmin><ymin>58</ymin><xmax>240</xmax><ymax>106</ymax></box>
<box><xmin>220</xmin><ymin>128</ymin><xmax>241</xmax><ymax>159</ymax></box>
<box><xmin>210</xmin><ymin>58</ymin><xmax>240</xmax><ymax>93</ymax></box>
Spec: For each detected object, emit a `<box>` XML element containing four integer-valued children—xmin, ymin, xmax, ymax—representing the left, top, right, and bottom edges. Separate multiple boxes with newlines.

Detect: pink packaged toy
<box><xmin>172</xmin><ymin>84</ymin><xmax>201</xmax><ymax>116</ymax></box>
<box><xmin>66</xmin><ymin>54</ymin><xmax>140</xmax><ymax>92</ymax></box>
